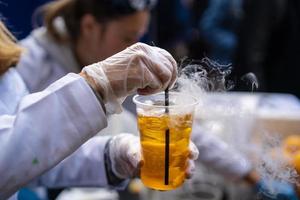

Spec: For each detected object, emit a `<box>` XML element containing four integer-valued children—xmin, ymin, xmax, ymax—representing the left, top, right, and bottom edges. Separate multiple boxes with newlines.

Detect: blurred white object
<box><xmin>258</xmin><ymin>93</ymin><xmax>300</xmax><ymax>113</ymax></box>
<box><xmin>256</xmin><ymin>93</ymin><xmax>300</xmax><ymax>136</ymax></box>
<box><xmin>195</xmin><ymin>92</ymin><xmax>258</xmax><ymax>147</ymax></box>
<box><xmin>192</xmin><ymin>124</ymin><xmax>252</xmax><ymax>180</ymax></box>
<box><xmin>196</xmin><ymin>91</ymin><xmax>300</xmax><ymax>139</ymax></box>
<box><xmin>56</xmin><ymin>188</ymin><xmax>118</xmax><ymax>200</ymax></box>
<box><xmin>192</xmin><ymin>92</ymin><xmax>300</xmax><ymax>180</ymax></box>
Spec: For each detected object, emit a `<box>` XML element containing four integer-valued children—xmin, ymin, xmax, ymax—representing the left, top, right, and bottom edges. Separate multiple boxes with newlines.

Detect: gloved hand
<box><xmin>81</xmin><ymin>43</ymin><xmax>177</xmax><ymax>114</ymax></box>
<box><xmin>192</xmin><ymin>124</ymin><xmax>252</xmax><ymax>180</ymax></box>
<box><xmin>108</xmin><ymin>133</ymin><xmax>199</xmax><ymax>180</ymax></box>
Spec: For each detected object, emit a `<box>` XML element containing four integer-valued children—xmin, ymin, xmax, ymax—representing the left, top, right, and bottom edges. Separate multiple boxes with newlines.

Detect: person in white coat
<box><xmin>15</xmin><ymin>0</ymin><xmax>155</xmax><ymax>198</ymax></box>
<box><xmin>12</xmin><ymin>0</ymin><xmax>286</xmax><ymax>197</ymax></box>
<box><xmin>12</xmin><ymin>0</ymin><xmax>255</xmax><ymax>198</ymax></box>
<box><xmin>17</xmin><ymin>0</ymin><xmax>156</xmax><ymax>134</ymax></box>
<box><xmin>0</xmin><ymin>22</ymin><xmax>200</xmax><ymax>199</ymax></box>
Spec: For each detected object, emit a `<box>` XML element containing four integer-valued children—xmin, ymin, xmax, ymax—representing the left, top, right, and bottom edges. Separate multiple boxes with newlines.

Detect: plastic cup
<box><xmin>133</xmin><ymin>92</ymin><xmax>198</xmax><ymax>191</ymax></box>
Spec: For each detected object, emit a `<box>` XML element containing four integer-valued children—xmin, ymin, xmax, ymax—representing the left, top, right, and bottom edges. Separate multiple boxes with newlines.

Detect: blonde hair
<box><xmin>0</xmin><ymin>21</ymin><xmax>23</xmax><ymax>75</ymax></box>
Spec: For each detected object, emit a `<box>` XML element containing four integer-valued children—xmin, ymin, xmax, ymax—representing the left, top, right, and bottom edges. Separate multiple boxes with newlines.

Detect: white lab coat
<box><xmin>13</xmin><ymin>26</ymin><xmax>137</xmax><ymax>199</ymax></box>
<box><xmin>17</xmin><ymin>27</ymin><xmax>138</xmax><ymax>136</ymax></box>
<box><xmin>0</xmin><ymin>68</ymin><xmax>108</xmax><ymax>199</ymax></box>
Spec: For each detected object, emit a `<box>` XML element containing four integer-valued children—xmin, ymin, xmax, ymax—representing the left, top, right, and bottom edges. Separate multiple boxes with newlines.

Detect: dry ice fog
<box><xmin>171</xmin><ymin>57</ymin><xmax>299</xmax><ymax>198</ymax></box>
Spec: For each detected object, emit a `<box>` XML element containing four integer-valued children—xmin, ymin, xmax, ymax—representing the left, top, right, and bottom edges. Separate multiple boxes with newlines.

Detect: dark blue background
<box><xmin>0</xmin><ymin>0</ymin><xmax>52</xmax><ymax>39</ymax></box>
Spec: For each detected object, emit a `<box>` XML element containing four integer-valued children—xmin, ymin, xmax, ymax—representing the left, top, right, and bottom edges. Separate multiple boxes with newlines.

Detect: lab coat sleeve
<box><xmin>29</xmin><ymin>136</ymin><xmax>111</xmax><ymax>187</ymax></box>
<box><xmin>0</xmin><ymin>73</ymin><xmax>107</xmax><ymax>199</ymax></box>
<box><xmin>192</xmin><ymin>124</ymin><xmax>252</xmax><ymax>180</ymax></box>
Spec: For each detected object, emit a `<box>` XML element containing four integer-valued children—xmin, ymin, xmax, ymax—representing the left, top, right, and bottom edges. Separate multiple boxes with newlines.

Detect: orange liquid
<box><xmin>138</xmin><ymin>114</ymin><xmax>193</xmax><ymax>190</ymax></box>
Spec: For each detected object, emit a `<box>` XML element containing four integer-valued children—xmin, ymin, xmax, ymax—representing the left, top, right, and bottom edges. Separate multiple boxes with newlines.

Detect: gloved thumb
<box><xmin>189</xmin><ymin>141</ymin><xmax>199</xmax><ymax>160</ymax></box>
<box><xmin>126</xmin><ymin>138</ymin><xmax>142</xmax><ymax>169</ymax></box>
<box><xmin>186</xmin><ymin>160</ymin><xmax>196</xmax><ymax>179</ymax></box>
<box><xmin>109</xmin><ymin>133</ymin><xmax>142</xmax><ymax>179</ymax></box>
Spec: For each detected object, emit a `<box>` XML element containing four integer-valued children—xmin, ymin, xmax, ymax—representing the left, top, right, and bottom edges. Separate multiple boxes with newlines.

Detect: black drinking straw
<box><xmin>164</xmin><ymin>88</ymin><xmax>170</xmax><ymax>185</ymax></box>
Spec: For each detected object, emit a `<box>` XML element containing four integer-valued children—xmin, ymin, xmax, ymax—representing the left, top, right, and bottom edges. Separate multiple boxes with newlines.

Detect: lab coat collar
<box><xmin>31</xmin><ymin>23</ymin><xmax>81</xmax><ymax>74</ymax></box>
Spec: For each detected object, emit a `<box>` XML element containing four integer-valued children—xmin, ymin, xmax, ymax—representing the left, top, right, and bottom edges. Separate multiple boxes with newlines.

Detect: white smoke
<box><xmin>173</xmin><ymin>57</ymin><xmax>298</xmax><ymax>198</ymax></box>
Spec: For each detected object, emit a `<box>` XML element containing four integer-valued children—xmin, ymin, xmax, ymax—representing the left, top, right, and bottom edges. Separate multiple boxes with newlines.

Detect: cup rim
<box><xmin>133</xmin><ymin>92</ymin><xmax>199</xmax><ymax>109</ymax></box>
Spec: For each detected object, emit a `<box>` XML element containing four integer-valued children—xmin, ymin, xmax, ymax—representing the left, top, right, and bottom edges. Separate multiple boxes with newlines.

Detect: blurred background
<box><xmin>1</xmin><ymin>0</ymin><xmax>300</xmax><ymax>199</ymax></box>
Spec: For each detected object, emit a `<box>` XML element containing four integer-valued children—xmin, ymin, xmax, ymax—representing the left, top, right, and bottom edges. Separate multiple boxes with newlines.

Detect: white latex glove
<box><xmin>108</xmin><ymin>133</ymin><xmax>199</xmax><ymax>180</ymax></box>
<box><xmin>82</xmin><ymin>43</ymin><xmax>177</xmax><ymax>114</ymax></box>
<box><xmin>192</xmin><ymin>124</ymin><xmax>252</xmax><ymax>180</ymax></box>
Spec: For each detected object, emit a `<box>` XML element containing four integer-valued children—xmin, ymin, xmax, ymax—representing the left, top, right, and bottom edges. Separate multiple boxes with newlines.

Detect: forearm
<box><xmin>29</xmin><ymin>136</ymin><xmax>111</xmax><ymax>188</ymax></box>
<box><xmin>0</xmin><ymin>73</ymin><xmax>107</xmax><ymax>199</ymax></box>
<box><xmin>192</xmin><ymin>124</ymin><xmax>252</xmax><ymax>180</ymax></box>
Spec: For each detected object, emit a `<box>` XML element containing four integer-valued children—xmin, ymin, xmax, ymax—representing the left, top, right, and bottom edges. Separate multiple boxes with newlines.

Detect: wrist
<box><xmin>80</xmin><ymin>71</ymin><xmax>106</xmax><ymax>114</ymax></box>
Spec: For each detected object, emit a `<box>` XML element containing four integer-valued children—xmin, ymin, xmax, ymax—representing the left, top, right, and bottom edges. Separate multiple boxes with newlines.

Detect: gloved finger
<box><xmin>126</xmin><ymin>142</ymin><xmax>142</xmax><ymax>169</ymax></box>
<box><xmin>128</xmin><ymin>42</ymin><xmax>148</xmax><ymax>52</ymax></box>
<box><xmin>135</xmin><ymin>53</ymin><xmax>165</xmax><ymax>94</ymax></box>
<box><xmin>154</xmin><ymin>46</ymin><xmax>178</xmax><ymax>88</ymax></box>
<box><xmin>185</xmin><ymin>160</ymin><xmax>196</xmax><ymax>179</ymax></box>
<box><xmin>189</xmin><ymin>141</ymin><xmax>199</xmax><ymax>160</ymax></box>
<box><xmin>134</xmin><ymin>45</ymin><xmax>176</xmax><ymax>92</ymax></box>
<box><xmin>126</xmin><ymin>136</ymin><xmax>143</xmax><ymax>178</ymax></box>
<box><xmin>169</xmin><ymin>65</ymin><xmax>178</xmax><ymax>89</ymax></box>
<box><xmin>143</xmin><ymin>54</ymin><xmax>173</xmax><ymax>91</ymax></box>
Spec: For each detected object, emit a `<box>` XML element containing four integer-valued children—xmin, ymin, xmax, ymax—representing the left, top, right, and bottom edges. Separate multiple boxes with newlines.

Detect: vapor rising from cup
<box><xmin>173</xmin><ymin>57</ymin><xmax>298</xmax><ymax>198</ymax></box>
